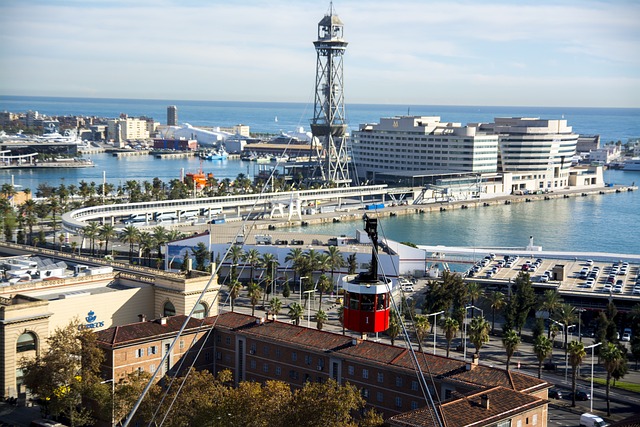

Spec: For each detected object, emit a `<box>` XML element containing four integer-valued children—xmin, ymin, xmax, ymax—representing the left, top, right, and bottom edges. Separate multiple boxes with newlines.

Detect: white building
<box><xmin>107</xmin><ymin>117</ymin><xmax>154</xmax><ymax>144</ymax></box>
<box><xmin>351</xmin><ymin>116</ymin><xmax>499</xmax><ymax>184</ymax></box>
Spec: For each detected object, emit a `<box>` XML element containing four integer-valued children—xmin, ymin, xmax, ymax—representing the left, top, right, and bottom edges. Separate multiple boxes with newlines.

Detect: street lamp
<box><xmin>577</xmin><ymin>308</ymin><xmax>586</xmax><ymax>342</ymax></box>
<box><xmin>585</xmin><ymin>342</ymin><xmax>602</xmax><ymax>413</ymax></box>
<box><xmin>463</xmin><ymin>305</ymin><xmax>484</xmax><ymax>362</ymax></box>
<box><xmin>426</xmin><ymin>311</ymin><xmax>444</xmax><ymax>355</ymax></box>
<box><xmin>550</xmin><ymin>319</ymin><xmax>574</xmax><ymax>383</ymax></box>
<box><xmin>299</xmin><ymin>276</ymin><xmax>308</xmax><ymax>307</ymax></box>
<box><xmin>304</xmin><ymin>289</ymin><xmax>315</xmax><ymax>328</ymax></box>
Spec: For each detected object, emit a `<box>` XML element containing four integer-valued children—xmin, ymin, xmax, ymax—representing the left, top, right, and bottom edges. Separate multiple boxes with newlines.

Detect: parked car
<box><xmin>548</xmin><ymin>389</ymin><xmax>563</xmax><ymax>399</ymax></box>
<box><xmin>622</xmin><ymin>332</ymin><xmax>631</xmax><ymax>342</ymax></box>
<box><xmin>572</xmin><ymin>390</ymin><xmax>591</xmax><ymax>401</ymax></box>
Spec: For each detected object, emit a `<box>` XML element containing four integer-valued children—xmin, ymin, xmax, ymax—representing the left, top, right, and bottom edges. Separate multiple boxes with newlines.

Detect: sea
<box><xmin>1</xmin><ymin>95</ymin><xmax>639</xmax><ymax>255</ymax></box>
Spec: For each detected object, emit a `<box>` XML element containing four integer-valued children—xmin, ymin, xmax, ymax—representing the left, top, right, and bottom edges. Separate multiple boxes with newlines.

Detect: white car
<box><xmin>622</xmin><ymin>332</ymin><xmax>631</xmax><ymax>342</ymax></box>
<box><xmin>585</xmin><ymin>278</ymin><xmax>595</xmax><ymax>287</ymax></box>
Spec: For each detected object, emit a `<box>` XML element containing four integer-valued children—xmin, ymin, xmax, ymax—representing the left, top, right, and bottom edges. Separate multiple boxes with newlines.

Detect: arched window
<box><xmin>163</xmin><ymin>301</ymin><xmax>176</xmax><ymax>317</ymax></box>
<box><xmin>17</xmin><ymin>332</ymin><xmax>36</xmax><ymax>352</ymax></box>
<box><xmin>193</xmin><ymin>302</ymin><xmax>208</xmax><ymax>319</ymax></box>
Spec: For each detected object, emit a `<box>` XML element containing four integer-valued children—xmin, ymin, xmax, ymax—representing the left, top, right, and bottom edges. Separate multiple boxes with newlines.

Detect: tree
<box><xmin>502</xmin><ymin>329</ymin><xmax>521</xmax><ymax>371</ymax></box>
<box><xmin>386</xmin><ymin>310</ymin><xmax>402</xmax><ymax>346</ymax></box>
<box><xmin>443</xmin><ymin>317</ymin><xmax>459</xmax><ymax>358</ymax></box>
<box><xmin>151</xmin><ymin>226</ymin><xmax>168</xmax><ymax>260</ymax></box>
<box><xmin>21</xmin><ymin>319</ymin><xmax>105</xmax><ymax>426</ymax></box>
<box><xmin>247</xmin><ymin>282</ymin><xmax>262</xmax><ymax>317</ymax></box>
<box><xmin>268</xmin><ymin>297</ymin><xmax>283</xmax><ymax>320</ymax></box>
<box><xmin>346</xmin><ymin>253</ymin><xmax>357</xmax><ymax>274</ymax></box>
<box><xmin>119</xmin><ymin>225</ymin><xmax>140</xmax><ymax>262</ymax></box>
<box><xmin>243</xmin><ymin>248</ymin><xmax>261</xmax><ymax>282</ymax></box>
<box><xmin>315</xmin><ymin>309</ymin><xmax>328</xmax><ymax>330</ymax></box>
<box><xmin>486</xmin><ymin>290</ymin><xmax>505</xmax><ymax>334</ymax></box>
<box><xmin>259</xmin><ymin>252</ymin><xmax>279</xmax><ymax>306</ymax></box>
<box><xmin>600</xmin><ymin>342</ymin><xmax>627</xmax><ymax>416</ymax></box>
<box><xmin>414</xmin><ymin>315</ymin><xmax>431</xmax><ymax>348</ymax></box>
<box><xmin>82</xmin><ymin>221</ymin><xmax>101</xmax><ymax>256</ymax></box>
<box><xmin>227</xmin><ymin>244</ymin><xmax>244</xmax><ymax>283</ymax></box>
<box><xmin>468</xmin><ymin>316</ymin><xmax>490</xmax><ymax>357</ymax></box>
<box><xmin>325</xmin><ymin>245</ymin><xmax>345</xmax><ymax>285</ymax></box>
<box><xmin>567</xmin><ymin>340</ymin><xmax>586</xmax><ymax>407</ymax></box>
<box><xmin>539</xmin><ymin>289</ymin><xmax>562</xmax><ymax>337</ymax></box>
<box><xmin>191</xmin><ymin>242</ymin><xmax>210</xmax><ymax>271</ymax></box>
<box><xmin>288</xmin><ymin>302</ymin><xmax>304</xmax><ymax>326</ymax></box>
<box><xmin>505</xmin><ymin>272</ymin><xmax>536</xmax><ymax>333</ymax></box>
<box><xmin>533</xmin><ymin>335</ymin><xmax>553</xmax><ymax>379</ymax></box>
<box><xmin>228</xmin><ymin>280</ymin><xmax>242</xmax><ymax>312</ymax></box>
<box><xmin>316</xmin><ymin>274</ymin><xmax>332</xmax><ymax>309</ymax></box>
<box><xmin>99</xmin><ymin>223</ymin><xmax>117</xmax><ymax>256</ymax></box>
<box><xmin>555</xmin><ymin>303</ymin><xmax>577</xmax><ymax>370</ymax></box>
<box><xmin>466</xmin><ymin>282</ymin><xmax>483</xmax><ymax>316</ymax></box>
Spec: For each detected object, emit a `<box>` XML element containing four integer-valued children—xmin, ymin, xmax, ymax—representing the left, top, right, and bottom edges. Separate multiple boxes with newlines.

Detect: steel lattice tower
<box><xmin>309</xmin><ymin>4</ymin><xmax>351</xmax><ymax>186</ymax></box>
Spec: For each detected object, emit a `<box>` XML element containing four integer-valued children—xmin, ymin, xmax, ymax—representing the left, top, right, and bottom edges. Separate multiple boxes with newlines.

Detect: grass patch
<box><xmin>588</xmin><ymin>377</ymin><xmax>640</xmax><ymax>393</ymax></box>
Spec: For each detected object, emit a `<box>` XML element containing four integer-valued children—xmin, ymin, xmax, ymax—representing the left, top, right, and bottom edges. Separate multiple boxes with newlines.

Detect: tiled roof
<box><xmin>387</xmin><ymin>386</ymin><xmax>546</xmax><ymax>427</ymax></box>
<box><xmin>95</xmin><ymin>315</ymin><xmax>215</xmax><ymax>347</ymax></box>
<box><xmin>611</xmin><ymin>414</ymin><xmax>640</xmax><ymax>427</ymax></box>
<box><xmin>213</xmin><ymin>313</ymin><xmax>548</xmax><ymax>393</ymax></box>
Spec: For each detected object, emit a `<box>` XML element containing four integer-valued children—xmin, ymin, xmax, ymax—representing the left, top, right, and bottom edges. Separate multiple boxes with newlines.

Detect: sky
<box><xmin>1</xmin><ymin>0</ymin><xmax>639</xmax><ymax>108</ymax></box>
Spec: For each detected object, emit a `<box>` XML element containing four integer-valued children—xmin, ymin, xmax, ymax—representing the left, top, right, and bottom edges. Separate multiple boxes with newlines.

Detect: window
<box><xmin>275</xmin><ymin>348</ymin><xmax>281</xmax><ymax>357</ymax></box>
<box><xmin>362</xmin><ymin>369</ymin><xmax>369</xmax><ymax>379</ymax></box>
<box><xmin>411</xmin><ymin>380</ymin><xmax>419</xmax><ymax>391</ymax></box>
<box><xmin>149</xmin><ymin>364</ymin><xmax>156</xmax><ymax>372</ymax></box>
<box><xmin>226</xmin><ymin>337</ymin><xmax>231</xmax><ymax>345</ymax></box>
<box><xmin>250</xmin><ymin>360</ymin><xmax>256</xmax><ymax>369</ymax></box>
<box><xmin>163</xmin><ymin>301</ymin><xmax>176</xmax><ymax>317</ymax></box>
<box><xmin>305</xmin><ymin>355</ymin><xmax>312</xmax><ymax>365</ymax></box>
<box><xmin>376</xmin><ymin>392</ymin><xmax>384</xmax><ymax>402</ymax></box>
<box><xmin>250</xmin><ymin>343</ymin><xmax>257</xmax><ymax>354</ymax></box>
<box><xmin>16</xmin><ymin>332</ymin><xmax>36</xmax><ymax>352</ymax></box>
<box><xmin>395</xmin><ymin>377</ymin><xmax>403</xmax><ymax>387</ymax></box>
<box><xmin>135</xmin><ymin>348</ymin><xmax>144</xmax><ymax>358</ymax></box>
<box><xmin>362</xmin><ymin>388</ymin><xmax>369</xmax><ymax>398</ymax></box>
<box><xmin>395</xmin><ymin>397</ymin><xmax>402</xmax><ymax>408</ymax></box>
<box><xmin>138</xmin><ymin>367</ymin><xmax>144</xmax><ymax>373</ymax></box>
<box><xmin>179</xmin><ymin>340</ymin><xmax>184</xmax><ymax>350</ymax></box>
<box><xmin>377</xmin><ymin>372</ymin><xmax>384</xmax><ymax>383</ymax></box>
<box><xmin>532</xmin><ymin>414</ymin><xmax>538</xmax><ymax>425</ymax></box>
<box><xmin>348</xmin><ymin>366</ymin><xmax>354</xmax><ymax>376</ymax></box>
<box><xmin>193</xmin><ymin>302</ymin><xmax>208</xmax><ymax>319</ymax></box>
<box><xmin>263</xmin><ymin>363</ymin><xmax>269</xmax><ymax>373</ymax></box>
<box><xmin>411</xmin><ymin>401</ymin><xmax>418</xmax><ymax>410</ymax></box>
<box><xmin>292</xmin><ymin>352</ymin><xmax>297</xmax><ymax>362</ymax></box>
<box><xmin>275</xmin><ymin>366</ymin><xmax>281</xmax><ymax>376</ymax></box>
<box><xmin>148</xmin><ymin>346</ymin><xmax>157</xmax><ymax>355</ymax></box>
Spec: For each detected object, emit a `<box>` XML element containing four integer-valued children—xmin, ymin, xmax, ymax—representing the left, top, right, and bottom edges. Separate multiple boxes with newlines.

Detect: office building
<box><xmin>167</xmin><ymin>105</ymin><xmax>178</xmax><ymax>126</ymax></box>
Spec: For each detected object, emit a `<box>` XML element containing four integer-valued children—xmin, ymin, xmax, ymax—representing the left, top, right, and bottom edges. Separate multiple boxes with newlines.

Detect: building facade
<box><xmin>167</xmin><ymin>106</ymin><xmax>178</xmax><ymax>126</ymax></box>
<box><xmin>351</xmin><ymin>116</ymin><xmax>500</xmax><ymax>184</ymax></box>
<box><xmin>107</xmin><ymin>117</ymin><xmax>152</xmax><ymax>144</ymax></box>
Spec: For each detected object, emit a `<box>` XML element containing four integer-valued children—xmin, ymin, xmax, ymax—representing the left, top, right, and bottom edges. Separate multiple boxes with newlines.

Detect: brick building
<box><xmin>96</xmin><ymin>312</ymin><xmax>550</xmax><ymax>425</ymax></box>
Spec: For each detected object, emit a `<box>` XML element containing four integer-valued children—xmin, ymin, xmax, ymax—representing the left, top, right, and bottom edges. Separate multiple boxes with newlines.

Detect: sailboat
<box><xmin>275</xmin><ymin>116</ymin><xmax>278</xmax><ymax>123</ymax></box>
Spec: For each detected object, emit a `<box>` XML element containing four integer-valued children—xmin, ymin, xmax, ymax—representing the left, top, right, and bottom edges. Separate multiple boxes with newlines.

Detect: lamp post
<box><xmin>550</xmin><ymin>319</ymin><xmax>574</xmax><ymax>383</ymax></box>
<box><xmin>304</xmin><ymin>289</ymin><xmax>315</xmax><ymax>328</ymax></box>
<box><xmin>427</xmin><ymin>311</ymin><xmax>444</xmax><ymax>355</ymax></box>
<box><xmin>577</xmin><ymin>308</ymin><xmax>586</xmax><ymax>342</ymax></box>
<box><xmin>299</xmin><ymin>276</ymin><xmax>308</xmax><ymax>308</ymax></box>
<box><xmin>463</xmin><ymin>305</ymin><xmax>484</xmax><ymax>362</ymax></box>
<box><xmin>585</xmin><ymin>342</ymin><xmax>602</xmax><ymax>413</ymax></box>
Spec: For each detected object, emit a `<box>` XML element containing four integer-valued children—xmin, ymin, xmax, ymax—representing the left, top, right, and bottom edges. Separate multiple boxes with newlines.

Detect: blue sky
<box><xmin>1</xmin><ymin>0</ymin><xmax>638</xmax><ymax>107</ymax></box>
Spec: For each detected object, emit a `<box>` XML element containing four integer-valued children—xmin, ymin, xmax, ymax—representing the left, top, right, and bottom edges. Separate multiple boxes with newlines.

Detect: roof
<box><xmin>213</xmin><ymin>312</ymin><xmax>548</xmax><ymax>393</ymax></box>
<box><xmin>386</xmin><ymin>386</ymin><xmax>547</xmax><ymax>427</ymax></box>
<box><xmin>95</xmin><ymin>315</ymin><xmax>215</xmax><ymax>347</ymax></box>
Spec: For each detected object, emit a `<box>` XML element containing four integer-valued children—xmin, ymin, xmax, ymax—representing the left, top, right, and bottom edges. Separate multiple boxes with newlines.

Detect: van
<box><xmin>580</xmin><ymin>413</ymin><xmax>608</xmax><ymax>427</ymax></box>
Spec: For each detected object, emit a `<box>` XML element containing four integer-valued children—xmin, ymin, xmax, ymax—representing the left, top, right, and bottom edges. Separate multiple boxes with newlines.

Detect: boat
<box><xmin>240</xmin><ymin>151</ymin><xmax>258</xmax><ymax>161</ymax></box>
<box><xmin>202</xmin><ymin>148</ymin><xmax>228</xmax><ymax>161</ymax></box>
<box><xmin>256</xmin><ymin>155</ymin><xmax>271</xmax><ymax>164</ymax></box>
<box><xmin>623</xmin><ymin>158</ymin><xmax>640</xmax><ymax>171</ymax></box>
<box><xmin>184</xmin><ymin>169</ymin><xmax>214</xmax><ymax>190</ymax></box>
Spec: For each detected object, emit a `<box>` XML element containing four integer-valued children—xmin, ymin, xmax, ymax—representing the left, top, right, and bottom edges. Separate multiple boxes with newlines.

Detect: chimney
<box><xmin>481</xmin><ymin>394</ymin><xmax>489</xmax><ymax>410</ymax></box>
<box><xmin>466</xmin><ymin>354</ymin><xmax>479</xmax><ymax>370</ymax></box>
<box><xmin>138</xmin><ymin>314</ymin><xmax>146</xmax><ymax>322</ymax></box>
<box><xmin>157</xmin><ymin>317</ymin><xmax>167</xmax><ymax>326</ymax></box>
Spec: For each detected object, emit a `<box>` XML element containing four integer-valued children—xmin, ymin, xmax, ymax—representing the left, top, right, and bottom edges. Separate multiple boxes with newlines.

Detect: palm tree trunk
<box><xmin>571</xmin><ymin>369</ymin><xmax>577</xmax><ymax>407</ymax></box>
<box><xmin>506</xmin><ymin>356</ymin><xmax>511</xmax><ymax>371</ymax></box>
<box><xmin>606</xmin><ymin>374</ymin><xmax>611</xmax><ymax>416</ymax></box>
<box><xmin>538</xmin><ymin>361</ymin><xmax>542</xmax><ymax>379</ymax></box>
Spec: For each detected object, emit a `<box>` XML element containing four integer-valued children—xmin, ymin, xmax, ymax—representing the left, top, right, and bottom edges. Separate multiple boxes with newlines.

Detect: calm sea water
<box><xmin>1</xmin><ymin>96</ymin><xmax>639</xmax><ymax>254</ymax></box>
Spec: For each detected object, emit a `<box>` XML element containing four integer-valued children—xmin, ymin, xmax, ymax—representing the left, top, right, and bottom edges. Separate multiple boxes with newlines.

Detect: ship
<box><xmin>623</xmin><ymin>158</ymin><xmax>640</xmax><ymax>171</ymax></box>
<box><xmin>202</xmin><ymin>148</ymin><xmax>228</xmax><ymax>161</ymax></box>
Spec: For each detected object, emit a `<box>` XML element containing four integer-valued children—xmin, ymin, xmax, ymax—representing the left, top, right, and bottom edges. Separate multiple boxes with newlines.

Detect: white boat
<box><xmin>623</xmin><ymin>158</ymin><xmax>640</xmax><ymax>171</ymax></box>
<box><xmin>203</xmin><ymin>148</ymin><xmax>228</xmax><ymax>161</ymax></box>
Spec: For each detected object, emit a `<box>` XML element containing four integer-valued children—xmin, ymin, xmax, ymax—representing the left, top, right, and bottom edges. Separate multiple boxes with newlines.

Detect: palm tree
<box><xmin>486</xmin><ymin>290</ymin><xmax>506</xmax><ymax>334</ymax></box>
<box><xmin>243</xmin><ymin>248</ymin><xmax>261</xmax><ymax>282</ymax></box>
<box><xmin>601</xmin><ymin>342</ymin><xmax>626</xmax><ymax>416</ymax></box>
<box><xmin>82</xmin><ymin>222</ymin><xmax>101</xmax><ymax>256</ymax></box>
<box><xmin>227</xmin><ymin>245</ymin><xmax>244</xmax><ymax>283</ymax></box>
<box><xmin>414</xmin><ymin>315</ymin><xmax>431</xmax><ymax>348</ymax></box>
<box><xmin>466</xmin><ymin>282</ymin><xmax>483</xmax><ymax>316</ymax></box>
<box><xmin>151</xmin><ymin>226</ymin><xmax>168</xmax><ymax>259</ymax></box>
<box><xmin>228</xmin><ymin>280</ymin><xmax>242</xmax><ymax>312</ymax></box>
<box><xmin>567</xmin><ymin>340</ymin><xmax>586</xmax><ymax>407</ymax></box>
<box><xmin>539</xmin><ymin>289</ymin><xmax>562</xmax><ymax>337</ymax></box>
<box><xmin>138</xmin><ymin>231</ymin><xmax>155</xmax><ymax>266</ymax></box>
<box><xmin>533</xmin><ymin>335</ymin><xmax>553</xmax><ymax>379</ymax></box>
<box><xmin>325</xmin><ymin>245</ymin><xmax>345</xmax><ymax>285</ymax></box>
<box><xmin>99</xmin><ymin>224</ymin><xmax>117</xmax><ymax>256</ymax></box>
<box><xmin>468</xmin><ymin>316</ymin><xmax>490</xmax><ymax>357</ymax></box>
<box><xmin>386</xmin><ymin>310</ymin><xmax>402</xmax><ymax>346</ymax></box>
<box><xmin>443</xmin><ymin>317</ymin><xmax>459</xmax><ymax>358</ymax></box>
<box><xmin>119</xmin><ymin>225</ymin><xmax>140</xmax><ymax>262</ymax></box>
<box><xmin>259</xmin><ymin>252</ymin><xmax>279</xmax><ymax>306</ymax></box>
<box><xmin>502</xmin><ymin>329</ymin><xmax>521</xmax><ymax>371</ymax></box>
<box><xmin>268</xmin><ymin>297</ymin><xmax>283</xmax><ymax>320</ymax></box>
<box><xmin>18</xmin><ymin>199</ymin><xmax>38</xmax><ymax>245</ymax></box>
<box><xmin>315</xmin><ymin>309</ymin><xmax>328</xmax><ymax>330</ymax></box>
<box><xmin>555</xmin><ymin>303</ymin><xmax>577</xmax><ymax>368</ymax></box>
<box><xmin>247</xmin><ymin>282</ymin><xmax>262</xmax><ymax>317</ymax></box>
<box><xmin>288</xmin><ymin>302</ymin><xmax>304</xmax><ymax>326</ymax></box>
<box><xmin>316</xmin><ymin>274</ymin><xmax>332</xmax><ymax>309</ymax></box>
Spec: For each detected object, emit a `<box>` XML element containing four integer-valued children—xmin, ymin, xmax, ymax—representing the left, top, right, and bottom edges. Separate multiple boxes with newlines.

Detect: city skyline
<box><xmin>1</xmin><ymin>0</ymin><xmax>639</xmax><ymax>108</ymax></box>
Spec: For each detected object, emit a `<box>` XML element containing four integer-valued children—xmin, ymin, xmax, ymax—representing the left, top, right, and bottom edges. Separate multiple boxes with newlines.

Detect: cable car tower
<box><xmin>309</xmin><ymin>3</ymin><xmax>351</xmax><ymax>186</ymax></box>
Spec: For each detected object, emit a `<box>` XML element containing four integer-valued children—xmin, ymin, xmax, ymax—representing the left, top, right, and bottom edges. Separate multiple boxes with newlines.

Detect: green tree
<box><xmin>486</xmin><ymin>290</ymin><xmax>505</xmax><ymax>334</ymax></box>
<box><xmin>346</xmin><ymin>253</ymin><xmax>357</xmax><ymax>274</ymax></box>
<box><xmin>151</xmin><ymin>226</ymin><xmax>168</xmax><ymax>259</ymax></box>
<box><xmin>539</xmin><ymin>289</ymin><xmax>563</xmax><ymax>337</ymax></box>
<box><xmin>315</xmin><ymin>309</ymin><xmax>328</xmax><ymax>330</ymax></box>
<box><xmin>568</xmin><ymin>340</ymin><xmax>586</xmax><ymax>407</ymax></box>
<box><xmin>83</xmin><ymin>221</ymin><xmax>101</xmax><ymax>256</ymax></box>
<box><xmin>119</xmin><ymin>225</ymin><xmax>140</xmax><ymax>262</ymax></box>
<box><xmin>288</xmin><ymin>302</ymin><xmax>304</xmax><ymax>326</ymax></box>
<box><xmin>533</xmin><ymin>335</ymin><xmax>553</xmax><ymax>379</ymax></box>
<box><xmin>466</xmin><ymin>282</ymin><xmax>483</xmax><ymax>316</ymax></box>
<box><xmin>99</xmin><ymin>223</ymin><xmax>117</xmax><ymax>256</ymax></box>
<box><xmin>227</xmin><ymin>244</ymin><xmax>244</xmax><ymax>283</ymax></box>
<box><xmin>268</xmin><ymin>297</ymin><xmax>283</xmax><ymax>320</ymax></box>
<box><xmin>316</xmin><ymin>274</ymin><xmax>332</xmax><ymax>309</ymax></box>
<box><xmin>443</xmin><ymin>317</ymin><xmax>459</xmax><ymax>358</ymax></box>
<box><xmin>325</xmin><ymin>245</ymin><xmax>345</xmax><ymax>285</ymax></box>
<box><xmin>247</xmin><ymin>282</ymin><xmax>262</xmax><ymax>317</ymax></box>
<box><xmin>414</xmin><ymin>315</ymin><xmax>431</xmax><ymax>348</ymax></box>
<box><xmin>601</xmin><ymin>342</ymin><xmax>627</xmax><ymax>416</ymax></box>
<box><xmin>191</xmin><ymin>242</ymin><xmax>210</xmax><ymax>271</ymax></box>
<box><xmin>468</xmin><ymin>316</ymin><xmax>490</xmax><ymax>356</ymax></box>
<box><xmin>505</xmin><ymin>272</ymin><xmax>536</xmax><ymax>333</ymax></box>
<box><xmin>21</xmin><ymin>319</ymin><xmax>105</xmax><ymax>426</ymax></box>
<box><xmin>386</xmin><ymin>309</ymin><xmax>402</xmax><ymax>346</ymax></box>
<box><xmin>555</xmin><ymin>303</ymin><xmax>578</xmax><ymax>370</ymax></box>
<box><xmin>228</xmin><ymin>280</ymin><xmax>242</xmax><ymax>312</ymax></box>
<box><xmin>502</xmin><ymin>329</ymin><xmax>521</xmax><ymax>371</ymax></box>
<box><xmin>243</xmin><ymin>248</ymin><xmax>261</xmax><ymax>282</ymax></box>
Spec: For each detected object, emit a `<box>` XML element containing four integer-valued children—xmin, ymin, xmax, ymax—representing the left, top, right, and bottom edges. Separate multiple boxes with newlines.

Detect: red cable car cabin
<box><xmin>343</xmin><ymin>278</ymin><xmax>390</xmax><ymax>333</ymax></box>
<box><xmin>341</xmin><ymin>215</ymin><xmax>391</xmax><ymax>334</ymax></box>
